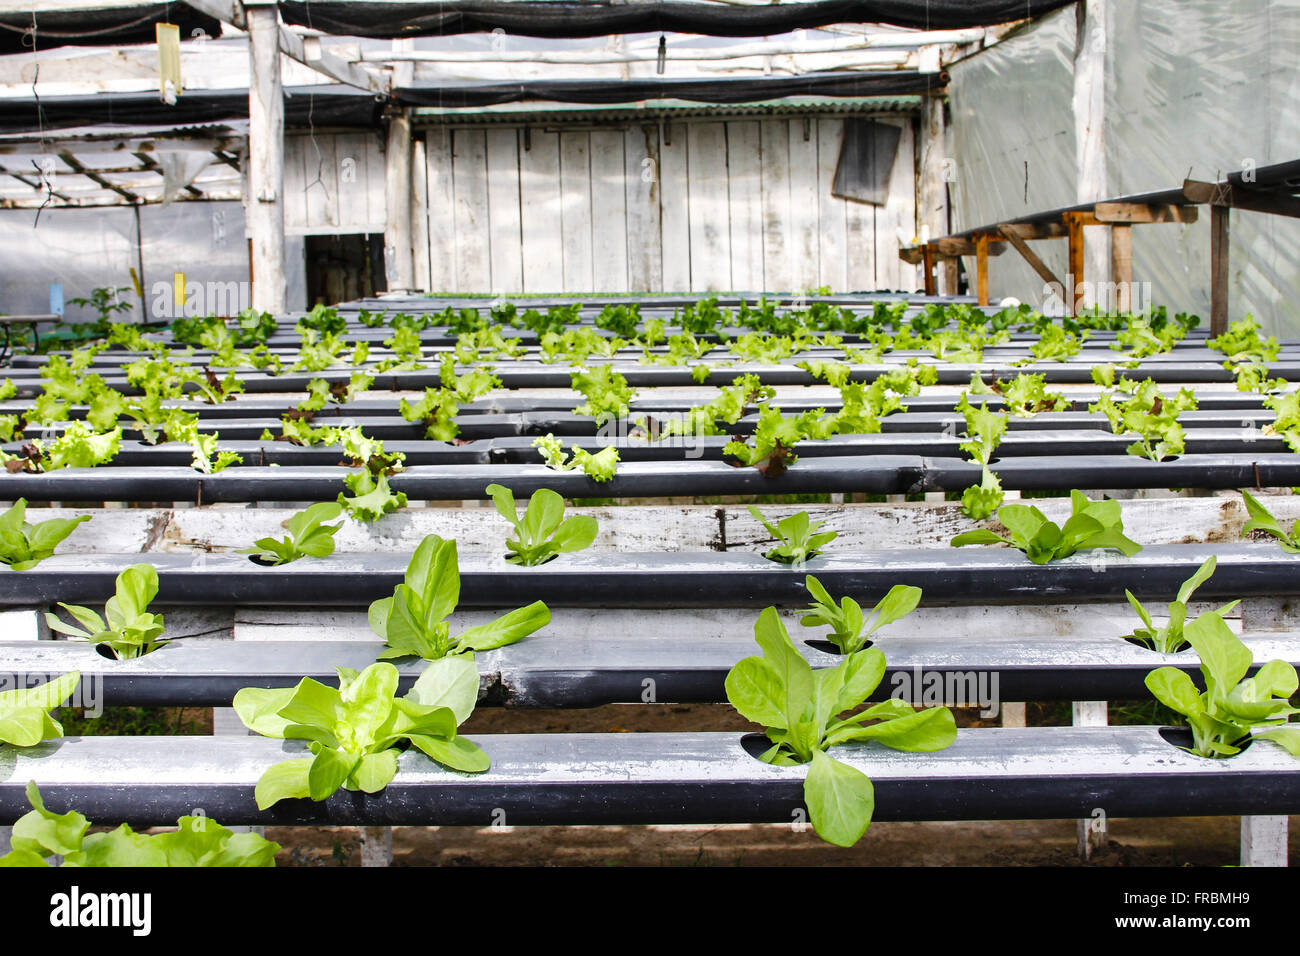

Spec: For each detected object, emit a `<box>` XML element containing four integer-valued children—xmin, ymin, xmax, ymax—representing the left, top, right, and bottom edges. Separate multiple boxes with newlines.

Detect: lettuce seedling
<box><xmin>726</xmin><ymin>608</ymin><xmax>956</xmax><ymax>846</ymax></box>
<box><xmin>533</xmin><ymin>433</ymin><xmax>621</xmax><ymax>482</ymax></box>
<box><xmin>1208</xmin><ymin>318</ymin><xmax>1280</xmax><ymax>366</ymax></box>
<box><xmin>369</xmin><ymin>535</ymin><xmax>550</xmax><ymax>661</ymax></box>
<box><xmin>240</xmin><ymin>502</ymin><xmax>345</xmax><ymax>566</ymax></box>
<box><xmin>0</xmin><ymin>781</ymin><xmax>280</xmax><ymax>867</ymax></box>
<box><xmin>0</xmin><ymin>671</ymin><xmax>79</xmax><ymax>746</ymax></box>
<box><xmin>951</xmin><ymin>490</ymin><xmax>1142</xmax><ymax>564</ymax></box>
<box><xmin>955</xmin><ymin>396</ymin><xmax>1008</xmax><ymax>520</ymax></box>
<box><xmin>749</xmin><ymin>506</ymin><xmax>837</xmax><ymax>564</ymax></box>
<box><xmin>800</xmin><ymin>575</ymin><xmax>921</xmax><ymax>654</ymax></box>
<box><xmin>46</xmin><ymin>564</ymin><xmax>167</xmax><ymax>659</ymax></box>
<box><xmin>0</xmin><ymin>498</ymin><xmax>90</xmax><ymax>570</ymax></box>
<box><xmin>1124</xmin><ymin>556</ymin><xmax>1239</xmax><ymax>653</ymax></box>
<box><xmin>400</xmin><ymin>386</ymin><xmax>460</xmax><ymax>440</ymax></box>
<box><xmin>571</xmin><ymin>365</ymin><xmax>636</xmax><ymax>425</ymax></box>
<box><xmin>484</xmin><ymin>484</ymin><xmax>597</xmax><ymax>565</ymax></box>
<box><xmin>235</xmin><ymin>658</ymin><xmax>489</xmax><ymax>809</ymax></box>
<box><xmin>1239</xmin><ymin>489</ymin><xmax>1300</xmax><ymax>552</ymax></box>
<box><xmin>1090</xmin><ymin>379</ymin><xmax>1197</xmax><ymax>461</ymax></box>
<box><xmin>338</xmin><ymin>470</ymin><xmax>407</xmax><ymax>522</ymax></box>
<box><xmin>1146</xmin><ymin>611</ymin><xmax>1300</xmax><ymax>758</ymax></box>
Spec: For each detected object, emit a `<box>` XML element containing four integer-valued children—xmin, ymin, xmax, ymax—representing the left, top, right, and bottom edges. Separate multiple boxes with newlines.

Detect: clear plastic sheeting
<box><xmin>946</xmin><ymin>0</ymin><xmax>1300</xmax><ymax>336</ymax></box>
<box><xmin>946</xmin><ymin>6</ymin><xmax>1078</xmax><ymax>308</ymax></box>
<box><xmin>0</xmin><ymin>201</ymin><xmax>294</xmax><ymax>324</ymax></box>
<box><xmin>1107</xmin><ymin>0</ymin><xmax>1300</xmax><ymax>336</ymax></box>
<box><xmin>0</xmin><ymin>206</ymin><xmax>141</xmax><ymax>322</ymax></box>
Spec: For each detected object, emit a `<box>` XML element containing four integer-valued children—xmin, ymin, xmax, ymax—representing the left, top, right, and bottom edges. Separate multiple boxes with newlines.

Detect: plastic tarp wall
<box><xmin>948</xmin><ymin>0</ymin><xmax>1300</xmax><ymax>336</ymax></box>
<box><xmin>0</xmin><ymin>206</ymin><xmax>143</xmax><ymax>322</ymax></box>
<box><xmin>0</xmin><ymin>201</ymin><xmax>307</xmax><ymax>322</ymax></box>
<box><xmin>947</xmin><ymin>7</ymin><xmax>1077</xmax><ymax>308</ymax></box>
<box><xmin>1107</xmin><ymin>0</ymin><xmax>1300</xmax><ymax>336</ymax></box>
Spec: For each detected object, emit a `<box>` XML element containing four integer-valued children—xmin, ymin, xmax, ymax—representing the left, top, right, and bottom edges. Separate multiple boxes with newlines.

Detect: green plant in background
<box><xmin>240</xmin><ymin>502</ymin><xmax>345</xmax><ymax>565</ymax></box>
<box><xmin>24</xmin><ymin>423</ymin><xmax>122</xmax><ymax>472</ymax></box>
<box><xmin>67</xmin><ymin>286</ymin><xmax>133</xmax><ymax>331</ymax></box>
<box><xmin>235</xmin><ymin>659</ymin><xmax>489</xmax><ymax>809</ymax></box>
<box><xmin>725</xmin><ymin>608</ymin><xmax>956</xmax><ymax>847</ymax></box>
<box><xmin>570</xmin><ymin>365</ymin><xmax>636</xmax><ymax>424</ymax></box>
<box><xmin>400</xmin><ymin>386</ymin><xmax>459</xmax><ymax>440</ymax></box>
<box><xmin>748</xmin><ymin>506</ymin><xmax>837</xmax><ymax>564</ymax></box>
<box><xmin>338</xmin><ymin>469</ymin><xmax>407</xmax><ymax>522</ymax></box>
<box><xmin>1208</xmin><ymin>317</ymin><xmax>1280</xmax><ymax>366</ymax></box>
<box><xmin>46</xmin><ymin>564</ymin><xmax>167</xmax><ymax>659</ymax></box>
<box><xmin>0</xmin><ymin>671</ymin><xmax>80</xmax><ymax>746</ymax></box>
<box><xmin>1024</xmin><ymin>324</ymin><xmax>1083</xmax><ymax>363</ymax></box>
<box><xmin>1090</xmin><ymin>378</ymin><xmax>1196</xmax><ymax>461</ymax></box>
<box><xmin>0</xmin><ymin>498</ymin><xmax>90</xmax><ymax>570</ymax></box>
<box><xmin>533</xmin><ymin>433</ymin><xmax>621</xmax><ymax>482</ymax></box>
<box><xmin>369</xmin><ymin>535</ymin><xmax>550</xmax><ymax>661</ymax></box>
<box><xmin>0</xmin><ymin>782</ymin><xmax>280</xmax><ymax>867</ymax></box>
<box><xmin>1123</xmin><ymin>556</ymin><xmax>1240</xmax><ymax>654</ymax></box>
<box><xmin>800</xmin><ymin>576</ymin><xmax>921</xmax><ymax>655</ymax></box>
<box><xmin>955</xmin><ymin>395</ymin><xmax>1008</xmax><ymax>520</ymax></box>
<box><xmin>1146</xmin><ymin>611</ymin><xmax>1300</xmax><ymax>758</ymax></box>
<box><xmin>484</xmin><ymin>484</ymin><xmax>597</xmax><ymax>565</ymax></box>
<box><xmin>1238</xmin><ymin>489</ymin><xmax>1300</xmax><ymax>552</ymax></box>
<box><xmin>1262</xmin><ymin>391</ymin><xmax>1300</xmax><ymax>451</ymax></box>
<box><xmin>951</xmin><ymin>490</ymin><xmax>1142</xmax><ymax>564</ymax></box>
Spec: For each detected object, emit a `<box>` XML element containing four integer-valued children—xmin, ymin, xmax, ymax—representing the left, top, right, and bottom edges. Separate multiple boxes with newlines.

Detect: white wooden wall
<box><xmin>283</xmin><ymin>132</ymin><xmax>387</xmax><ymax>237</ymax></box>
<box><xmin>422</xmin><ymin>116</ymin><xmax>919</xmax><ymax>295</ymax></box>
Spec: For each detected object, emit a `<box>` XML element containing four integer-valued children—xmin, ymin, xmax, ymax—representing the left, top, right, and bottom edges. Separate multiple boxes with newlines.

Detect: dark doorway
<box><xmin>304</xmin><ymin>234</ymin><xmax>386</xmax><ymax>306</ymax></box>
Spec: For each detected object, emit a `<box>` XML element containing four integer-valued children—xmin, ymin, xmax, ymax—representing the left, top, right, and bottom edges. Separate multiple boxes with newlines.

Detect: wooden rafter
<box><xmin>57</xmin><ymin>150</ymin><xmax>141</xmax><ymax>204</ymax></box>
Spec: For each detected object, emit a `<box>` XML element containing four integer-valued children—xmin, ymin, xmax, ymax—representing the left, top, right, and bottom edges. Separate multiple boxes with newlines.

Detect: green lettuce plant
<box><xmin>0</xmin><ymin>499</ymin><xmax>90</xmax><ymax>570</ymax></box>
<box><xmin>234</xmin><ymin>658</ymin><xmax>489</xmax><ymax>809</ymax></box>
<box><xmin>1146</xmin><ymin>611</ymin><xmax>1300</xmax><ymax>758</ymax></box>
<box><xmin>0</xmin><ymin>671</ymin><xmax>80</xmax><ymax>746</ymax></box>
<box><xmin>1123</xmin><ymin>556</ymin><xmax>1239</xmax><ymax>653</ymax></box>
<box><xmin>800</xmin><ymin>576</ymin><xmax>921</xmax><ymax>654</ymax></box>
<box><xmin>951</xmin><ymin>490</ymin><xmax>1142</xmax><ymax>564</ymax></box>
<box><xmin>45</xmin><ymin>564</ymin><xmax>166</xmax><ymax>659</ymax></box>
<box><xmin>0</xmin><ymin>782</ymin><xmax>280</xmax><ymax>867</ymax></box>
<box><xmin>749</xmin><ymin>507</ymin><xmax>837</xmax><ymax>564</ymax></box>
<box><xmin>1239</xmin><ymin>489</ymin><xmax>1300</xmax><ymax>552</ymax></box>
<box><xmin>726</xmin><ymin>608</ymin><xmax>956</xmax><ymax>846</ymax></box>
<box><xmin>368</xmin><ymin>535</ymin><xmax>549</xmax><ymax>661</ymax></box>
<box><xmin>240</xmin><ymin>502</ymin><xmax>345</xmax><ymax>565</ymax></box>
<box><xmin>484</xmin><ymin>484</ymin><xmax>597</xmax><ymax>565</ymax></box>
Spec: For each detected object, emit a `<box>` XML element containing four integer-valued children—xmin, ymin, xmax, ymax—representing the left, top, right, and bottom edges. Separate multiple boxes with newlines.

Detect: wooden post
<box><xmin>918</xmin><ymin>84</ymin><xmax>957</xmax><ymax>295</ymax></box>
<box><xmin>1210</xmin><ymin>203</ymin><xmax>1230</xmax><ymax>336</ymax></box>
<box><xmin>411</xmin><ymin>135</ymin><xmax>431</xmax><ymax>292</ymax></box>
<box><xmin>1065</xmin><ymin>212</ymin><xmax>1085</xmax><ymax>316</ymax></box>
<box><xmin>975</xmin><ymin>234</ymin><xmax>989</xmax><ymax>305</ymax></box>
<box><xmin>1072</xmin><ymin>0</ymin><xmax>1109</xmax><ymax>299</ymax></box>
<box><xmin>921</xmin><ymin>245</ymin><xmax>937</xmax><ymax>296</ymax></box>
<box><xmin>1110</xmin><ymin>223</ymin><xmax>1133</xmax><ymax>312</ymax></box>
<box><xmin>245</xmin><ymin>1</ymin><xmax>285</xmax><ymax>315</ymax></box>
<box><xmin>384</xmin><ymin>106</ymin><xmax>415</xmax><ymax>293</ymax></box>
<box><xmin>1073</xmin><ymin>701</ymin><xmax>1109</xmax><ymax>858</ymax></box>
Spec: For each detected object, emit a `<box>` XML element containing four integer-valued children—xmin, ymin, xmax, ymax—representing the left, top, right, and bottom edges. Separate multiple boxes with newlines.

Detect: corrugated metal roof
<box><xmin>411</xmin><ymin>95</ymin><xmax>921</xmax><ymax>125</ymax></box>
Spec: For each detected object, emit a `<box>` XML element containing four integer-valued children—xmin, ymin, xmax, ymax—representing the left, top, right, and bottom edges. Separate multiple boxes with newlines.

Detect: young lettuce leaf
<box><xmin>0</xmin><ymin>781</ymin><xmax>280</xmax><ymax>867</ymax></box>
<box><xmin>484</xmin><ymin>483</ymin><xmax>597</xmax><ymax>566</ymax></box>
<box><xmin>45</xmin><ymin>564</ymin><xmax>166</xmax><ymax>659</ymax></box>
<box><xmin>239</xmin><ymin>501</ymin><xmax>344</xmax><ymax>565</ymax></box>
<box><xmin>799</xmin><ymin>575</ymin><xmax>921</xmax><ymax>655</ymax></box>
<box><xmin>1145</xmin><ymin>611</ymin><xmax>1300</xmax><ymax>758</ymax></box>
<box><xmin>951</xmin><ymin>490</ymin><xmax>1142</xmax><ymax>564</ymax></box>
<box><xmin>725</xmin><ymin>608</ymin><xmax>956</xmax><ymax>846</ymax></box>
<box><xmin>749</xmin><ymin>507</ymin><xmax>837</xmax><ymax>564</ymax></box>
<box><xmin>369</xmin><ymin>535</ymin><xmax>550</xmax><ymax>661</ymax></box>
<box><xmin>0</xmin><ymin>671</ymin><xmax>80</xmax><ymax>747</ymax></box>
<box><xmin>234</xmin><ymin>658</ymin><xmax>489</xmax><ymax>809</ymax></box>
<box><xmin>0</xmin><ymin>498</ymin><xmax>90</xmax><ymax>571</ymax></box>
<box><xmin>1123</xmin><ymin>556</ymin><xmax>1239</xmax><ymax>654</ymax></box>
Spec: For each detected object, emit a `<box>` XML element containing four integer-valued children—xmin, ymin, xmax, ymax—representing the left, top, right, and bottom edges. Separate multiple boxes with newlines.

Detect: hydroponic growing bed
<box><xmin>1</xmin><ymin>295</ymin><xmax>1299</xmax><ymax>865</ymax></box>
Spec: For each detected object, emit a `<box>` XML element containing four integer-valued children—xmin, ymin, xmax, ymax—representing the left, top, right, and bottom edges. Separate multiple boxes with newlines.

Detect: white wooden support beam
<box><xmin>1072</xmin><ymin>0</ymin><xmax>1110</xmax><ymax>306</ymax></box>
<box><xmin>282</xmin><ymin>30</ymin><xmax>392</xmax><ymax>97</ymax></box>
<box><xmin>246</xmin><ymin>1</ymin><xmax>286</xmax><ymax>315</ymax></box>
<box><xmin>1072</xmin><ymin>701</ymin><xmax>1109</xmax><ymax>859</ymax></box>
<box><xmin>918</xmin><ymin>72</ymin><xmax>957</xmax><ymax>296</ymax></box>
<box><xmin>411</xmin><ymin>137</ymin><xmax>432</xmax><ymax>292</ymax></box>
<box><xmin>384</xmin><ymin>107</ymin><xmax>416</xmax><ymax>294</ymax></box>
